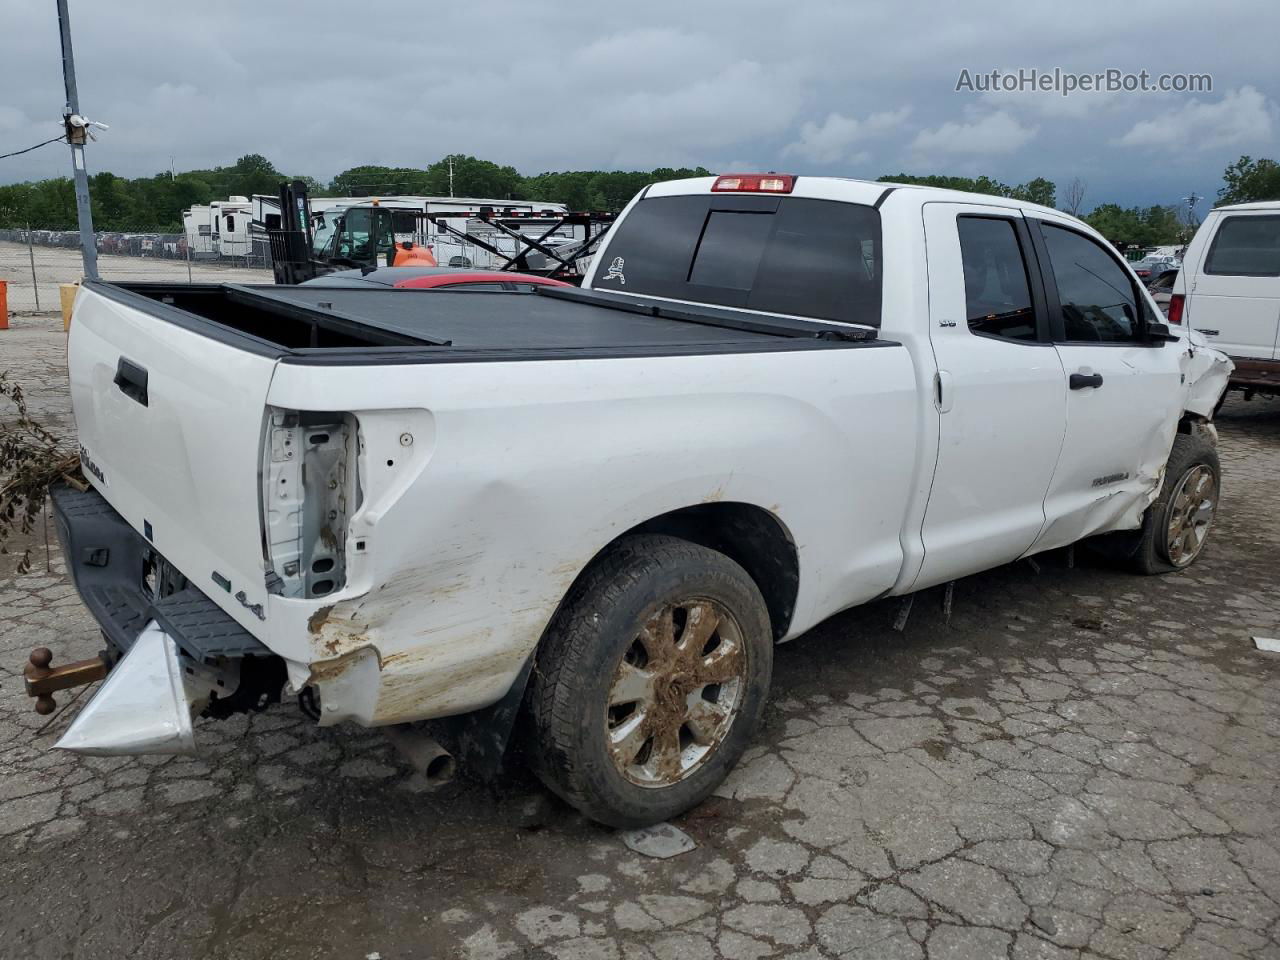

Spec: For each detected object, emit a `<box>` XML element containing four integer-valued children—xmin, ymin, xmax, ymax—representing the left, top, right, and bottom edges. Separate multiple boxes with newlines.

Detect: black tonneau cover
<box><xmin>93</xmin><ymin>281</ymin><xmax>891</xmax><ymax>366</ymax></box>
<box><xmin>248</xmin><ymin>285</ymin><xmax>855</xmax><ymax>349</ymax></box>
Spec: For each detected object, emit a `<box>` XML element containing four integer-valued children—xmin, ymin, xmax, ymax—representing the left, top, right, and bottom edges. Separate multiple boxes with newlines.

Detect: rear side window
<box><xmin>1204</xmin><ymin>215</ymin><xmax>1280</xmax><ymax>276</ymax></box>
<box><xmin>1040</xmin><ymin>224</ymin><xmax>1140</xmax><ymax>343</ymax></box>
<box><xmin>957</xmin><ymin>217</ymin><xmax>1037</xmax><ymax>342</ymax></box>
<box><xmin>595</xmin><ymin>195</ymin><xmax>882</xmax><ymax>326</ymax></box>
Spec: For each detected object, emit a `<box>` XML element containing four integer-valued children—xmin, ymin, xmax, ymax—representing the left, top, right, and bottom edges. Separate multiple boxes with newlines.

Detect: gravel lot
<box><xmin>0</xmin><ymin>241</ymin><xmax>269</xmax><ymax>312</ymax></box>
<box><xmin>2</xmin><ymin>314</ymin><xmax>1278</xmax><ymax>960</ymax></box>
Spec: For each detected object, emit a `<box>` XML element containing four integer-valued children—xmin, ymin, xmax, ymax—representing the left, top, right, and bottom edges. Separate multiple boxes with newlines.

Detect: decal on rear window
<box><xmin>603</xmin><ymin>256</ymin><xmax>626</xmax><ymax>284</ymax></box>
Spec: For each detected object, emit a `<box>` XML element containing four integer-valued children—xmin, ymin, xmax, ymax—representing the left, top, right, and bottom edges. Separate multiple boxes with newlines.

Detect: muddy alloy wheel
<box><xmin>526</xmin><ymin>534</ymin><xmax>772</xmax><ymax>828</ymax></box>
<box><xmin>1163</xmin><ymin>463</ymin><xmax>1217</xmax><ymax>567</ymax></box>
<box><xmin>606</xmin><ymin>598</ymin><xmax>748</xmax><ymax>788</ymax></box>
<box><xmin>1109</xmin><ymin>429</ymin><xmax>1221</xmax><ymax>575</ymax></box>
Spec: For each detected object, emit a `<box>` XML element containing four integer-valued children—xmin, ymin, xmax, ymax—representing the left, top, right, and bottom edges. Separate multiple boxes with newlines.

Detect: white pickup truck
<box><xmin>45</xmin><ymin>173</ymin><xmax>1230</xmax><ymax>827</ymax></box>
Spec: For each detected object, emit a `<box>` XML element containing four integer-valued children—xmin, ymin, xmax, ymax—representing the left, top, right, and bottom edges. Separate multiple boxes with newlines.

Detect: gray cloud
<box><xmin>1</xmin><ymin>0</ymin><xmax>1277</xmax><ymax>209</ymax></box>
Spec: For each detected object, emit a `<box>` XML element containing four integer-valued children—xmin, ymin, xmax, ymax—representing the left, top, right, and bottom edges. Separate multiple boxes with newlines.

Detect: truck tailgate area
<box><xmin>68</xmin><ymin>287</ymin><xmax>279</xmax><ymax>638</ymax></box>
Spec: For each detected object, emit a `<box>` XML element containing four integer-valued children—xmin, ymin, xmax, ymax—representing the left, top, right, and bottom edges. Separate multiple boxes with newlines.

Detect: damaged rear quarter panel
<box><xmin>261</xmin><ymin>348</ymin><xmax>919</xmax><ymax>727</ymax></box>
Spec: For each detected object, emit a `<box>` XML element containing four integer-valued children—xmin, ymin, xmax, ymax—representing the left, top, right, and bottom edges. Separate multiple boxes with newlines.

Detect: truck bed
<box><xmin>94</xmin><ymin>281</ymin><xmax>887</xmax><ymax>364</ymax></box>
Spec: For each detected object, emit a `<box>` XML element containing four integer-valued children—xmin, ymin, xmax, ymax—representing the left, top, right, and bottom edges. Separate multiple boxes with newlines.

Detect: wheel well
<box><xmin>622</xmin><ymin>503</ymin><xmax>799</xmax><ymax>640</ymax></box>
<box><xmin>1178</xmin><ymin>411</ymin><xmax>1209</xmax><ymax>433</ymax></box>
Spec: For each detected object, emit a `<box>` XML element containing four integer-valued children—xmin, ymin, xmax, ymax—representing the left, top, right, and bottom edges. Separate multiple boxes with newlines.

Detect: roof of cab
<box><xmin>1212</xmin><ymin>200</ymin><xmax>1280</xmax><ymax>212</ymax></box>
<box><xmin>645</xmin><ymin>174</ymin><xmax>1074</xmax><ymax>225</ymax></box>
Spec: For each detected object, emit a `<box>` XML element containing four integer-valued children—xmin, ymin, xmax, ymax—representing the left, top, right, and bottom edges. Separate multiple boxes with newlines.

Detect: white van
<box><xmin>1173</xmin><ymin>201</ymin><xmax>1280</xmax><ymax>398</ymax></box>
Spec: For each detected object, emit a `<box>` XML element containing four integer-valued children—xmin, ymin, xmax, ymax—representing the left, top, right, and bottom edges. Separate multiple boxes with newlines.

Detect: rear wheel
<box><xmin>527</xmin><ymin>535</ymin><xmax>773</xmax><ymax>828</ymax></box>
<box><xmin>1117</xmin><ymin>430</ymin><xmax>1221</xmax><ymax>575</ymax></box>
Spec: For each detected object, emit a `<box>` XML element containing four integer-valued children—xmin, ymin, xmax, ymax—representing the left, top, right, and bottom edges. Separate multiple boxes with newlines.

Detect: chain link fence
<box><xmin>0</xmin><ymin>226</ymin><xmax>272</xmax><ymax>313</ymax></box>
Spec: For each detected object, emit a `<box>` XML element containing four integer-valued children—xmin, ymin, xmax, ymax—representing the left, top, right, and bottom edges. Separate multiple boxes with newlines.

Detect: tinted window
<box><xmin>1204</xmin><ymin>215</ymin><xmax>1280</xmax><ymax>276</ymax></box>
<box><xmin>689</xmin><ymin>212</ymin><xmax>774</xmax><ymax>290</ymax></box>
<box><xmin>392</xmin><ymin>211</ymin><xmax>420</xmax><ymax>235</ymax></box>
<box><xmin>957</xmin><ymin>217</ymin><xmax>1037</xmax><ymax>341</ymax></box>
<box><xmin>595</xmin><ymin>195</ymin><xmax>882</xmax><ymax>326</ymax></box>
<box><xmin>1041</xmin><ymin>224</ymin><xmax>1139</xmax><ymax>342</ymax></box>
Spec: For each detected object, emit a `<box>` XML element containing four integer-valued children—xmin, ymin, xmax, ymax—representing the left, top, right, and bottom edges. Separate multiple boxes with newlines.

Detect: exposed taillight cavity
<box><xmin>261</xmin><ymin>409</ymin><xmax>361</xmax><ymax>600</ymax></box>
<box><xmin>712</xmin><ymin>173</ymin><xmax>796</xmax><ymax>194</ymax></box>
<box><xmin>1167</xmin><ymin>293</ymin><xmax>1185</xmax><ymax>325</ymax></box>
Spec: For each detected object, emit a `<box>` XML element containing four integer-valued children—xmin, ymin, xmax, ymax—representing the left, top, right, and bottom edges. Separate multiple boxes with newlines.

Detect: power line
<box><xmin>0</xmin><ymin>135</ymin><xmax>66</xmax><ymax>161</ymax></box>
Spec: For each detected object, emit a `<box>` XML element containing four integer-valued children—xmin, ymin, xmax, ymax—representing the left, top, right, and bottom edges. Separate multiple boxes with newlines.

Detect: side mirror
<box><xmin>1146</xmin><ymin>322</ymin><xmax>1180</xmax><ymax>343</ymax></box>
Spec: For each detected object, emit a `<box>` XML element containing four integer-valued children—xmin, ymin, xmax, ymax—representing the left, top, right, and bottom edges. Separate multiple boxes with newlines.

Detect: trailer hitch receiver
<box><xmin>24</xmin><ymin>647</ymin><xmax>110</xmax><ymax>715</ymax></box>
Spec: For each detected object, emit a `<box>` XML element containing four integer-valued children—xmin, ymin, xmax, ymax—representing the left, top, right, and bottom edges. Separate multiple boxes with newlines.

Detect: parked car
<box><xmin>1171</xmin><ymin>201</ymin><xmax>1280</xmax><ymax>401</ymax></box>
<box><xmin>1132</xmin><ymin>254</ymin><xmax>1180</xmax><ymax>281</ymax></box>
<box><xmin>45</xmin><ymin>174</ymin><xmax>1231</xmax><ymax>827</ymax></box>
<box><xmin>300</xmin><ymin>266</ymin><xmax>572</xmax><ymax>292</ymax></box>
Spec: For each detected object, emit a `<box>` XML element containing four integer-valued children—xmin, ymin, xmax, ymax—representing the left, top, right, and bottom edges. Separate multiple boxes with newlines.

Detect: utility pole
<box><xmin>1180</xmin><ymin>192</ymin><xmax>1202</xmax><ymax>244</ymax></box>
<box><xmin>448</xmin><ymin>155</ymin><xmax>455</xmax><ymax>198</ymax></box>
<box><xmin>57</xmin><ymin>0</ymin><xmax>98</xmax><ymax>280</ymax></box>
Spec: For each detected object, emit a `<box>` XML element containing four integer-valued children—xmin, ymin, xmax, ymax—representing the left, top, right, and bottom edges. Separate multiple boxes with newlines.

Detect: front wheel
<box><xmin>1119</xmin><ymin>430</ymin><xmax>1221</xmax><ymax>575</ymax></box>
<box><xmin>526</xmin><ymin>534</ymin><xmax>773</xmax><ymax>828</ymax></box>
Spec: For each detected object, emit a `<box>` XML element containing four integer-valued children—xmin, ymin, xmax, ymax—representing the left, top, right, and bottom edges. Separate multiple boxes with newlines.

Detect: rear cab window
<box><xmin>957</xmin><ymin>217</ymin><xmax>1038</xmax><ymax>342</ymax></box>
<box><xmin>595</xmin><ymin>194</ymin><xmax>882</xmax><ymax>327</ymax></box>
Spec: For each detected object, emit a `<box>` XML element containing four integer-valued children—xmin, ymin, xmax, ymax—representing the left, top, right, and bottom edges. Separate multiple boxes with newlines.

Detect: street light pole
<box><xmin>56</xmin><ymin>0</ymin><xmax>98</xmax><ymax>280</ymax></box>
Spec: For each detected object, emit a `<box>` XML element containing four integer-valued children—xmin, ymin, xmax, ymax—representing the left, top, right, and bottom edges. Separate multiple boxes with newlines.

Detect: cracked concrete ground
<box><xmin>2</xmin><ymin>314</ymin><xmax>1279</xmax><ymax>959</ymax></box>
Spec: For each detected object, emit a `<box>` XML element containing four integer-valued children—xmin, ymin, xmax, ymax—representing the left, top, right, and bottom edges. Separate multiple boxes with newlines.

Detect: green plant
<box><xmin>0</xmin><ymin>371</ymin><xmax>83</xmax><ymax>573</ymax></box>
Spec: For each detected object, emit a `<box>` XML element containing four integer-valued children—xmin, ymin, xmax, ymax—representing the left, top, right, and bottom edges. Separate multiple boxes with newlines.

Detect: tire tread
<box><xmin>526</xmin><ymin>534</ymin><xmax>770</xmax><ymax>826</ymax></box>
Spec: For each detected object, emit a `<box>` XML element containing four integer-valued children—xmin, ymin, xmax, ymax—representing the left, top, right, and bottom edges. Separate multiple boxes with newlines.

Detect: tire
<box><xmin>1118</xmin><ymin>430</ymin><xmax>1221</xmax><ymax>575</ymax></box>
<box><xmin>526</xmin><ymin>534</ymin><xmax>773</xmax><ymax>828</ymax></box>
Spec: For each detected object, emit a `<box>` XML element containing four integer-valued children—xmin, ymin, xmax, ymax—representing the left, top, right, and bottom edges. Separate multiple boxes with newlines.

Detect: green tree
<box><xmin>1140</xmin><ymin>205</ymin><xmax>1185</xmax><ymax>245</ymax></box>
<box><xmin>89</xmin><ymin>172</ymin><xmax>129</xmax><ymax>228</ymax></box>
<box><xmin>1009</xmin><ymin>177</ymin><xmax>1056</xmax><ymax>207</ymax></box>
<box><xmin>1084</xmin><ymin>203</ymin><xmax>1146</xmax><ymax>249</ymax></box>
<box><xmin>226</xmin><ymin>153</ymin><xmax>284</xmax><ymax>198</ymax></box>
<box><xmin>1218</xmin><ymin>155</ymin><xmax>1280</xmax><ymax>205</ymax></box>
<box><xmin>328</xmin><ymin>165</ymin><xmax>433</xmax><ymax>196</ymax></box>
<box><xmin>419</xmin><ymin>155</ymin><xmax>525</xmax><ymax>199</ymax></box>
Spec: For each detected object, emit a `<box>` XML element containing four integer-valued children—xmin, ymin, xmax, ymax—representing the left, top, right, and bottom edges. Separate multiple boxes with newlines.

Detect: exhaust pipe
<box><xmin>383</xmin><ymin>724</ymin><xmax>456</xmax><ymax>789</ymax></box>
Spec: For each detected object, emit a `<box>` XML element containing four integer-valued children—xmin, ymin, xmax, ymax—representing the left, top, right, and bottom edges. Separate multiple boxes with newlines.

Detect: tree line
<box><xmin>1</xmin><ymin>152</ymin><xmax>1276</xmax><ymax>251</ymax></box>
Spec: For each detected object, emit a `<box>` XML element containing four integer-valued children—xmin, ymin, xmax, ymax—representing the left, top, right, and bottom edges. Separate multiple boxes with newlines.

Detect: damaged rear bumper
<box><xmin>41</xmin><ymin>485</ymin><xmax>282</xmax><ymax>753</ymax></box>
<box><xmin>49</xmin><ymin>484</ymin><xmax>273</xmax><ymax>662</ymax></box>
<box><xmin>56</xmin><ymin>622</ymin><xmax>200</xmax><ymax>755</ymax></box>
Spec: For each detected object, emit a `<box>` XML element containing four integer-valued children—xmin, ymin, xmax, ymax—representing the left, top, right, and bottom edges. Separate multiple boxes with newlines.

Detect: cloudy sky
<box><xmin>2</xmin><ymin>0</ymin><xmax>1277</xmax><ymax>211</ymax></box>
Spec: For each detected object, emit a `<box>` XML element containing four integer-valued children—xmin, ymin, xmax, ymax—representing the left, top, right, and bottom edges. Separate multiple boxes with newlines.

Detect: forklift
<box><xmin>267</xmin><ymin>180</ymin><xmax>437</xmax><ymax>285</ymax></box>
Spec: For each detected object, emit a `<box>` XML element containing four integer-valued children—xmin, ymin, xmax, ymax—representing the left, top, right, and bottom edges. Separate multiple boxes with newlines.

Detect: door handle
<box><xmin>1069</xmin><ymin>372</ymin><xmax>1104</xmax><ymax>390</ymax></box>
<box><xmin>113</xmin><ymin>357</ymin><xmax>149</xmax><ymax>407</ymax></box>
<box><xmin>934</xmin><ymin>370</ymin><xmax>954</xmax><ymax>413</ymax></box>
